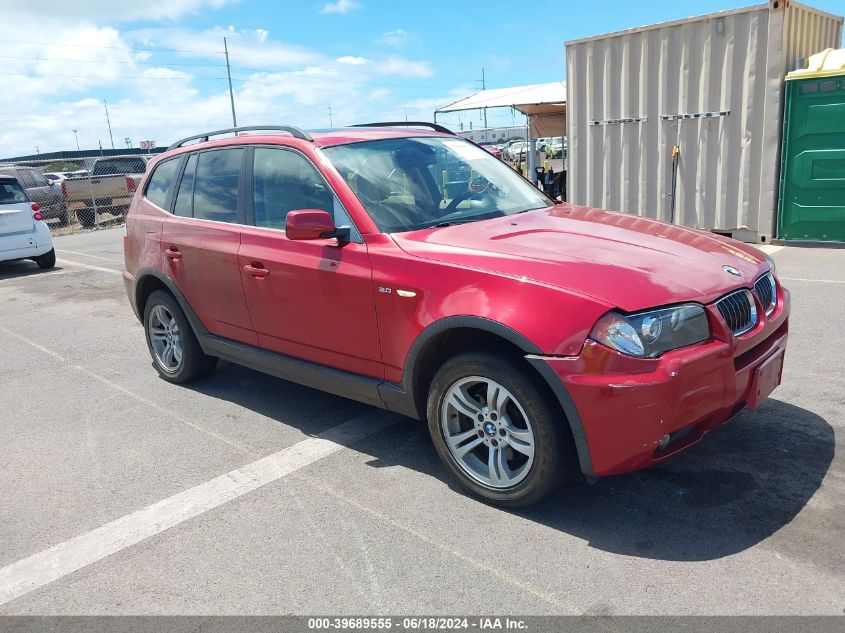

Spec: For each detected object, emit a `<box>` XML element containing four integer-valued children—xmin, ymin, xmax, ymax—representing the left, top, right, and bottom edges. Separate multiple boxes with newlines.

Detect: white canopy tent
<box><xmin>435</xmin><ymin>81</ymin><xmax>567</xmax><ymax>138</ymax></box>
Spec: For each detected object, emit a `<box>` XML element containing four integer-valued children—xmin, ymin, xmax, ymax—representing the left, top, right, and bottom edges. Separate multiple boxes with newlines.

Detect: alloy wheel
<box><xmin>148</xmin><ymin>304</ymin><xmax>183</xmax><ymax>373</ymax></box>
<box><xmin>440</xmin><ymin>376</ymin><xmax>536</xmax><ymax>489</ymax></box>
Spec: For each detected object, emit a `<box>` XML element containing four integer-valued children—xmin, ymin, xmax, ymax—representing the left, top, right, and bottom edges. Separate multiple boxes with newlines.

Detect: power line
<box><xmin>0</xmin><ymin>38</ymin><xmax>222</xmax><ymax>55</ymax></box>
<box><xmin>0</xmin><ymin>54</ymin><xmax>225</xmax><ymax>67</ymax></box>
<box><xmin>0</xmin><ymin>71</ymin><xmax>229</xmax><ymax>80</ymax></box>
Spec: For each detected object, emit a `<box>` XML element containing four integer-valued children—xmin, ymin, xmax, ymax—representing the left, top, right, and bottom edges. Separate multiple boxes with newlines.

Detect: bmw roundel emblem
<box><xmin>723</xmin><ymin>265</ymin><xmax>743</xmax><ymax>278</ymax></box>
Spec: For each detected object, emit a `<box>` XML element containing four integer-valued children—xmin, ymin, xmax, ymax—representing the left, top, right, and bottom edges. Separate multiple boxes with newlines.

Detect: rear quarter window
<box><xmin>144</xmin><ymin>158</ymin><xmax>181</xmax><ymax>210</ymax></box>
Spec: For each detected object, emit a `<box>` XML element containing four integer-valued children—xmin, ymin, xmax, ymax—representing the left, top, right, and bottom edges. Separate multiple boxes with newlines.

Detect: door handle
<box><xmin>165</xmin><ymin>247</ymin><xmax>182</xmax><ymax>261</ymax></box>
<box><xmin>244</xmin><ymin>263</ymin><xmax>269</xmax><ymax>278</ymax></box>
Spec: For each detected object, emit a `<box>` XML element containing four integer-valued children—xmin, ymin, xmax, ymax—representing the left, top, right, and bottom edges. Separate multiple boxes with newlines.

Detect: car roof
<box><xmin>163</xmin><ymin>126</ymin><xmax>453</xmax><ymax>156</ymax></box>
<box><xmin>308</xmin><ymin>126</ymin><xmax>450</xmax><ymax>148</ymax></box>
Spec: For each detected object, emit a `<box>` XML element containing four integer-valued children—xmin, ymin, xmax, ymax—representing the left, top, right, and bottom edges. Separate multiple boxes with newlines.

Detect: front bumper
<box><xmin>533</xmin><ymin>287</ymin><xmax>790</xmax><ymax>477</ymax></box>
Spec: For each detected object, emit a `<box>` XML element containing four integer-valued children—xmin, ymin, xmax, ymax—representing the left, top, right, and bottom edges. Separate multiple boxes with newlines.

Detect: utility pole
<box><xmin>477</xmin><ymin>68</ymin><xmax>488</xmax><ymax>129</ymax></box>
<box><xmin>103</xmin><ymin>100</ymin><xmax>115</xmax><ymax>150</ymax></box>
<box><xmin>72</xmin><ymin>129</ymin><xmax>80</xmax><ymax>151</ymax></box>
<box><xmin>328</xmin><ymin>103</ymin><xmax>333</xmax><ymax>126</ymax></box>
<box><xmin>224</xmin><ymin>37</ymin><xmax>237</xmax><ymax>127</ymax></box>
<box><xmin>36</xmin><ymin>146</ymin><xmax>39</xmax><ymax>156</ymax></box>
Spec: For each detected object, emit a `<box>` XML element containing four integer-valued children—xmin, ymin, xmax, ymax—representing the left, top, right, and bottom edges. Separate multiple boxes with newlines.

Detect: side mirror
<box><xmin>286</xmin><ymin>209</ymin><xmax>345</xmax><ymax>241</ymax></box>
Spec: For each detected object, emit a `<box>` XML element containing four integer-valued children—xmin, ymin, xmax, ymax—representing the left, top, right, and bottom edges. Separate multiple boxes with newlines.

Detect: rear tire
<box><xmin>426</xmin><ymin>353</ymin><xmax>572</xmax><ymax>507</ymax></box>
<box><xmin>143</xmin><ymin>290</ymin><xmax>217</xmax><ymax>384</ymax></box>
<box><xmin>77</xmin><ymin>209</ymin><xmax>95</xmax><ymax>228</ymax></box>
<box><xmin>34</xmin><ymin>248</ymin><xmax>56</xmax><ymax>269</ymax></box>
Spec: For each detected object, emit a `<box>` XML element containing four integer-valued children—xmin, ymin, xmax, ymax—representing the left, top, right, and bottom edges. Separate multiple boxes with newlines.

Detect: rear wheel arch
<box><xmin>134</xmin><ymin>269</ymin><xmax>208</xmax><ymax>339</ymax></box>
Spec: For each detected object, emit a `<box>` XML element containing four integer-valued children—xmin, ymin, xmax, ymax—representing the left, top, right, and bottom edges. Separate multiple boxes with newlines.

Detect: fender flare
<box><xmin>378</xmin><ymin>315</ymin><xmax>595</xmax><ymax>476</ymax></box>
<box><xmin>133</xmin><ymin>267</ymin><xmax>209</xmax><ymax>340</ymax></box>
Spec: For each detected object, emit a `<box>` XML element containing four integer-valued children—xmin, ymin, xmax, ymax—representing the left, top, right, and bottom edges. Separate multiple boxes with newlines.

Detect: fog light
<box><xmin>658</xmin><ymin>434</ymin><xmax>670</xmax><ymax>450</ymax></box>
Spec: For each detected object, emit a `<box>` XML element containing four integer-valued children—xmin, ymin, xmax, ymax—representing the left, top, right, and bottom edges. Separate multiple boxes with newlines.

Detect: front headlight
<box><xmin>764</xmin><ymin>252</ymin><xmax>778</xmax><ymax>278</ymax></box>
<box><xmin>590</xmin><ymin>304</ymin><xmax>711</xmax><ymax>358</ymax></box>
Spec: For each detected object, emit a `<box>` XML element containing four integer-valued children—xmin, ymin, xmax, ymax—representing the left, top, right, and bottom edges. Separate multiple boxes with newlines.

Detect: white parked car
<box><xmin>0</xmin><ymin>175</ymin><xmax>55</xmax><ymax>269</ymax></box>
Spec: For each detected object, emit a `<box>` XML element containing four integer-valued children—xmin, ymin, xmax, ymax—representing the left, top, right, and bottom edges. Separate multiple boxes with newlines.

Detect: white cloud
<box><xmin>374</xmin><ymin>57</ymin><xmax>434</xmax><ymax>78</ymax></box>
<box><xmin>127</xmin><ymin>26</ymin><xmax>322</xmax><ymax>69</ymax></box>
<box><xmin>319</xmin><ymin>0</ymin><xmax>361</xmax><ymax>15</ymax></box>
<box><xmin>378</xmin><ymin>28</ymin><xmax>408</xmax><ymax>48</ymax></box>
<box><xmin>4</xmin><ymin>0</ymin><xmax>235</xmax><ymax>22</ymax></box>
<box><xmin>0</xmin><ymin>6</ymin><xmax>448</xmax><ymax>158</ymax></box>
<box><xmin>336</xmin><ymin>56</ymin><xmax>369</xmax><ymax>65</ymax></box>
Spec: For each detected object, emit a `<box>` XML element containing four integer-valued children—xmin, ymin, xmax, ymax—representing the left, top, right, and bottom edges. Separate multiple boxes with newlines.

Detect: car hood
<box><xmin>392</xmin><ymin>204</ymin><xmax>770</xmax><ymax>311</ymax></box>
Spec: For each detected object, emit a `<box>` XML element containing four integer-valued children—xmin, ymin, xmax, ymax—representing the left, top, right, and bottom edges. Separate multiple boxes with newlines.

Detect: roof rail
<box><xmin>167</xmin><ymin>125</ymin><xmax>313</xmax><ymax>151</ymax></box>
<box><xmin>351</xmin><ymin>121</ymin><xmax>454</xmax><ymax>135</ymax></box>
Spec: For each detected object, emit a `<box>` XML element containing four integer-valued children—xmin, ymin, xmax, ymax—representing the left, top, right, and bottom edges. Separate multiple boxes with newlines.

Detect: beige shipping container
<box><xmin>565</xmin><ymin>1</ymin><xmax>842</xmax><ymax>243</ymax></box>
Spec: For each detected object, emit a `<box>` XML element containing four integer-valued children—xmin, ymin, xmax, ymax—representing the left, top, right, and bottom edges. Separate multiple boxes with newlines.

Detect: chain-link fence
<box><xmin>0</xmin><ymin>154</ymin><xmax>152</xmax><ymax>234</ymax></box>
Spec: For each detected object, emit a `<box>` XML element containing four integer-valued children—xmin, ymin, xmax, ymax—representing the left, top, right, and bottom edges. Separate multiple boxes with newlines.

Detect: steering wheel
<box><xmin>443</xmin><ymin>190</ymin><xmax>488</xmax><ymax>213</ymax></box>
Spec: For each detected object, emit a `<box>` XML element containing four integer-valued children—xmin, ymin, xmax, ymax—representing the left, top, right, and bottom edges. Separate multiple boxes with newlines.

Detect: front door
<box><xmin>238</xmin><ymin>146</ymin><xmax>382</xmax><ymax>378</ymax></box>
<box><xmin>161</xmin><ymin>147</ymin><xmax>257</xmax><ymax>346</ymax></box>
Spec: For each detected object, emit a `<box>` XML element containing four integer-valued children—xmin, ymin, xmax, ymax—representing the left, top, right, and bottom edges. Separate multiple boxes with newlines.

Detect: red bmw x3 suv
<box><xmin>123</xmin><ymin>123</ymin><xmax>789</xmax><ymax>507</ymax></box>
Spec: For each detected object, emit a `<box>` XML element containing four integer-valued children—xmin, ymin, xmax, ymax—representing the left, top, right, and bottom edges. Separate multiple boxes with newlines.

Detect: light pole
<box><xmin>72</xmin><ymin>129</ymin><xmax>80</xmax><ymax>151</ymax></box>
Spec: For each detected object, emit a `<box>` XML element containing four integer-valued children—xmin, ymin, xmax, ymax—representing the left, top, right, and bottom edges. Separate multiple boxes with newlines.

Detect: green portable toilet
<box><xmin>779</xmin><ymin>48</ymin><xmax>845</xmax><ymax>242</ymax></box>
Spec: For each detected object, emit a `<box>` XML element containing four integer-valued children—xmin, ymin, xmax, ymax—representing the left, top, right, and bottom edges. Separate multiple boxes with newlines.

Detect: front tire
<box><xmin>143</xmin><ymin>290</ymin><xmax>217</xmax><ymax>384</ymax></box>
<box><xmin>427</xmin><ymin>353</ymin><xmax>571</xmax><ymax>507</ymax></box>
<box><xmin>34</xmin><ymin>248</ymin><xmax>56</xmax><ymax>269</ymax></box>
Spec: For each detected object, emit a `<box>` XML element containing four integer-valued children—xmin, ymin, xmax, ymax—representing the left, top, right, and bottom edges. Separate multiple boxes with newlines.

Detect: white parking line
<box><xmin>56</xmin><ymin>258</ymin><xmax>122</xmax><ymax>275</ymax></box>
<box><xmin>757</xmin><ymin>245</ymin><xmax>785</xmax><ymax>254</ymax></box>
<box><xmin>56</xmin><ymin>249</ymin><xmax>123</xmax><ymax>264</ymax></box>
<box><xmin>0</xmin><ymin>270</ymin><xmax>71</xmax><ymax>285</ymax></box>
<box><xmin>781</xmin><ymin>277</ymin><xmax>845</xmax><ymax>284</ymax></box>
<box><xmin>0</xmin><ymin>410</ymin><xmax>399</xmax><ymax>607</ymax></box>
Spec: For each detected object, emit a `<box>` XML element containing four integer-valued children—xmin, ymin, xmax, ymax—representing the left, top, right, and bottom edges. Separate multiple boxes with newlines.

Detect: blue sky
<box><xmin>1</xmin><ymin>0</ymin><xmax>843</xmax><ymax>157</ymax></box>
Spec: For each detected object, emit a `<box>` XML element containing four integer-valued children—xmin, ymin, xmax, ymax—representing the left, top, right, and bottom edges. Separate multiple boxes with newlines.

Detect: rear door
<box><xmin>161</xmin><ymin>147</ymin><xmax>257</xmax><ymax>345</ymax></box>
<box><xmin>237</xmin><ymin>146</ymin><xmax>382</xmax><ymax>377</ymax></box>
<box><xmin>0</xmin><ymin>179</ymin><xmax>35</xmax><ymax>250</ymax></box>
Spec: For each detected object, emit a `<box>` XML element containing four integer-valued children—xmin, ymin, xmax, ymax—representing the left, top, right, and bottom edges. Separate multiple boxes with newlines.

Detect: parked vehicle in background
<box><xmin>505</xmin><ymin>141</ymin><xmax>527</xmax><ymax>160</ymax></box>
<box><xmin>0</xmin><ymin>175</ymin><xmax>55</xmax><ymax>268</ymax></box>
<box><xmin>44</xmin><ymin>171</ymin><xmax>82</xmax><ymax>183</ymax></box>
<box><xmin>123</xmin><ymin>122</ymin><xmax>789</xmax><ymax>507</ymax></box>
<box><xmin>479</xmin><ymin>144</ymin><xmax>503</xmax><ymax>159</ymax></box>
<box><xmin>544</xmin><ymin>138</ymin><xmax>566</xmax><ymax>159</ymax></box>
<box><xmin>0</xmin><ymin>165</ymin><xmax>68</xmax><ymax>226</ymax></box>
<box><xmin>61</xmin><ymin>156</ymin><xmax>148</xmax><ymax>228</ymax></box>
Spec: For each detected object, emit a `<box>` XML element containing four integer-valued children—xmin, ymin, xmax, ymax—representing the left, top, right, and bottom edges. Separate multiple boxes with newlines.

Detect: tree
<box><xmin>44</xmin><ymin>161</ymin><xmax>81</xmax><ymax>172</ymax></box>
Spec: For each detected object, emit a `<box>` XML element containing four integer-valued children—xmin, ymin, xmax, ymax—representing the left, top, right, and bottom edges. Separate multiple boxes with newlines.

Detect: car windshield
<box><xmin>322</xmin><ymin>136</ymin><xmax>551</xmax><ymax>233</ymax></box>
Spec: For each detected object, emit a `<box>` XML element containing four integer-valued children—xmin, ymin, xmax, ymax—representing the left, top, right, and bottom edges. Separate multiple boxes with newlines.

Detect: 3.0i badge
<box><xmin>723</xmin><ymin>265</ymin><xmax>743</xmax><ymax>277</ymax></box>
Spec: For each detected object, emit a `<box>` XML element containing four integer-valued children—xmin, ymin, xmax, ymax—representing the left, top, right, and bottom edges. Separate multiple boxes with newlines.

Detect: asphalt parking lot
<box><xmin>0</xmin><ymin>227</ymin><xmax>842</xmax><ymax>615</ymax></box>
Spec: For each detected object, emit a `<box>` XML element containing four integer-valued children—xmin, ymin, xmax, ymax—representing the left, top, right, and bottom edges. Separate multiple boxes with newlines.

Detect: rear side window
<box><xmin>193</xmin><ymin>148</ymin><xmax>244</xmax><ymax>223</ymax></box>
<box><xmin>0</xmin><ymin>181</ymin><xmax>27</xmax><ymax>204</ymax></box>
<box><xmin>16</xmin><ymin>169</ymin><xmax>36</xmax><ymax>188</ymax></box>
<box><xmin>144</xmin><ymin>158</ymin><xmax>181</xmax><ymax>209</ymax></box>
<box><xmin>173</xmin><ymin>154</ymin><xmax>197</xmax><ymax>217</ymax></box>
<box><xmin>28</xmin><ymin>170</ymin><xmax>50</xmax><ymax>187</ymax></box>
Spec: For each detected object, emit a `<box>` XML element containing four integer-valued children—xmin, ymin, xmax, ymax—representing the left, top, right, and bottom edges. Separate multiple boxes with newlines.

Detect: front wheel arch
<box><xmin>393</xmin><ymin>317</ymin><xmax>594</xmax><ymax>477</ymax></box>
